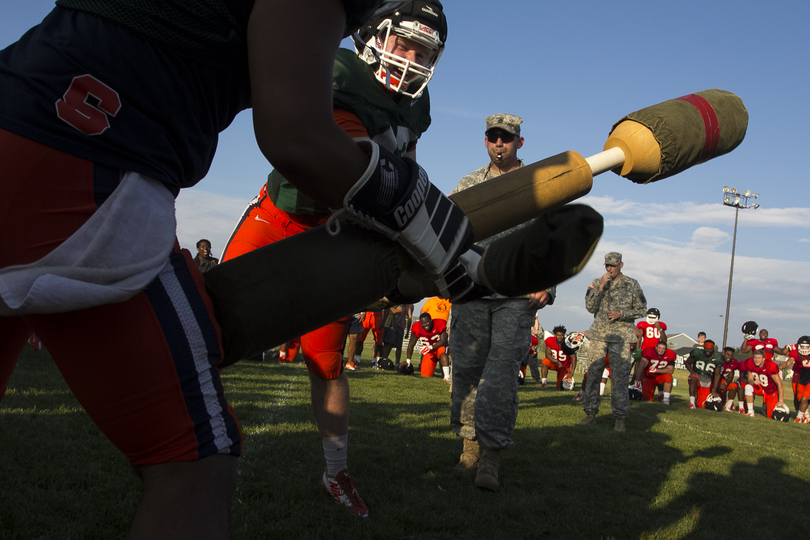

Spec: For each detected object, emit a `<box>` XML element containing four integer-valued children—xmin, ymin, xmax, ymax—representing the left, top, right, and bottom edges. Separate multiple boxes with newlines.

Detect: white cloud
<box><xmin>581</xmin><ymin>196</ymin><xmax>810</xmax><ymax>229</ymax></box>
<box><xmin>174</xmin><ymin>189</ymin><xmax>810</xmax><ymax>344</ymax></box>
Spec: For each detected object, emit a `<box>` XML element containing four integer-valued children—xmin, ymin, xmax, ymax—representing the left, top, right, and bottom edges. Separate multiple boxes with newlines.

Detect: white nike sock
<box><xmin>599</xmin><ymin>382</ymin><xmax>606</xmax><ymax>395</ymax></box>
<box><xmin>323</xmin><ymin>434</ymin><xmax>348</xmax><ymax>477</ymax></box>
<box><xmin>442</xmin><ymin>366</ymin><xmax>450</xmax><ymax>379</ymax></box>
<box><xmin>689</xmin><ymin>396</ymin><xmax>696</xmax><ymax>405</ymax></box>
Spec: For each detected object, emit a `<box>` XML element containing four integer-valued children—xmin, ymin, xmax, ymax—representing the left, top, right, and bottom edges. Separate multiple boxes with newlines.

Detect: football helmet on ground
<box><xmin>704</xmin><ymin>394</ymin><xmax>723</xmax><ymax>411</ymax></box>
<box><xmin>397</xmin><ymin>361</ymin><xmax>414</xmax><ymax>375</ymax></box>
<box><xmin>377</xmin><ymin>358</ymin><xmax>396</xmax><ymax>371</ymax></box>
<box><xmin>562</xmin><ymin>376</ymin><xmax>575</xmax><ymax>391</ymax></box>
<box><xmin>771</xmin><ymin>404</ymin><xmax>790</xmax><ymax>422</ymax></box>
<box><xmin>628</xmin><ymin>382</ymin><xmax>643</xmax><ymax>401</ymax></box>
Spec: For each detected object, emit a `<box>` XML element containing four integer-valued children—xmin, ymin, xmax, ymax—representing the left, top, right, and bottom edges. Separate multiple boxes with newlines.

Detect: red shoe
<box><xmin>345</xmin><ymin>362</ymin><xmax>357</xmax><ymax>371</ymax></box>
<box><xmin>322</xmin><ymin>470</ymin><xmax>369</xmax><ymax>517</ymax></box>
<box><xmin>688</xmin><ymin>403</ymin><xmax>696</xmax><ymax>410</ymax></box>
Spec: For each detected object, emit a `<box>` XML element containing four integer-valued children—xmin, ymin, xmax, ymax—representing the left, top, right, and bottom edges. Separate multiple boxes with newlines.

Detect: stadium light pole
<box><xmin>721</xmin><ymin>186</ymin><xmax>760</xmax><ymax>349</ymax></box>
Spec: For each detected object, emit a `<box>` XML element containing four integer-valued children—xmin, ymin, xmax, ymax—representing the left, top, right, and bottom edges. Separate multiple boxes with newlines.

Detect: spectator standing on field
<box><xmin>193</xmin><ymin>239</ymin><xmax>219</xmax><ymax>273</ymax></box>
<box><xmin>578</xmin><ymin>252</ymin><xmax>647</xmax><ymax>432</ymax></box>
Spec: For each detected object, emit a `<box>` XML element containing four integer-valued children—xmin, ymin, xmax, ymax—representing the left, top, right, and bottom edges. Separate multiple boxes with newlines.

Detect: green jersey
<box><xmin>689</xmin><ymin>348</ymin><xmax>723</xmax><ymax>377</ymax></box>
<box><xmin>267</xmin><ymin>48</ymin><xmax>432</xmax><ymax>215</ymax></box>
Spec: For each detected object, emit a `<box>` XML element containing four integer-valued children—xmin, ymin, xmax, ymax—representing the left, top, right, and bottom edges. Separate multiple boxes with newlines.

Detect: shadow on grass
<box><xmin>3</xmin><ymin>353</ymin><xmax>810</xmax><ymax>539</ymax></box>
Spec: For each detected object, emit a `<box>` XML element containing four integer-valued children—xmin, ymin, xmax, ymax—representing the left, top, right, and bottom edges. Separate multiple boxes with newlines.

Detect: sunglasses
<box><xmin>486</xmin><ymin>130</ymin><xmax>515</xmax><ymax>143</ymax></box>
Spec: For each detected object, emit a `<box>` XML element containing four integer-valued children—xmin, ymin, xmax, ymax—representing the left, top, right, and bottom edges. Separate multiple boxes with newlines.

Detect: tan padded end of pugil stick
<box><xmin>449</xmin><ymin>150</ymin><xmax>593</xmax><ymax>243</ymax></box>
<box><xmin>602</xmin><ymin>120</ymin><xmax>662</xmax><ymax>182</ymax></box>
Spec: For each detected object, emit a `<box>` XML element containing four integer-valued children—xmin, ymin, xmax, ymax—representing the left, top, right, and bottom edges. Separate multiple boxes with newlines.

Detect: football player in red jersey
<box><xmin>713</xmin><ymin>346</ymin><xmax>745</xmax><ymax>413</ymax></box>
<box><xmin>406</xmin><ymin>312</ymin><xmax>450</xmax><ymax>380</ymax></box>
<box><xmin>541</xmin><ymin>325</ymin><xmax>578</xmax><ymax>390</ymax></box>
<box><xmin>742</xmin><ymin>349</ymin><xmax>785</xmax><ymax>418</ymax></box>
<box><xmin>740</xmin><ymin>328</ymin><xmax>788</xmax><ymax>361</ymax></box>
<box><xmin>632</xmin><ymin>341</ymin><xmax>675</xmax><ymax>404</ymax></box>
<box><xmin>785</xmin><ymin>336</ymin><xmax>810</xmax><ymax>422</ymax></box>
<box><xmin>636</xmin><ymin>308</ymin><xmax>667</xmax><ymax>351</ymax></box>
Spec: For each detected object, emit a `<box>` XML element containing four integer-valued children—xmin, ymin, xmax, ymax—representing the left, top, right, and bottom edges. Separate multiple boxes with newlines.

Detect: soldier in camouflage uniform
<box><xmin>579</xmin><ymin>252</ymin><xmax>647</xmax><ymax>432</ymax></box>
<box><xmin>525</xmin><ymin>316</ymin><xmax>545</xmax><ymax>382</ymax></box>
<box><xmin>450</xmin><ymin>114</ymin><xmax>556</xmax><ymax>490</ymax></box>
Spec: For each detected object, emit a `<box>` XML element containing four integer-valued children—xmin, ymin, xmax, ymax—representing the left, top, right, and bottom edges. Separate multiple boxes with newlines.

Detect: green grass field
<box><xmin>2</xmin><ymin>347</ymin><xmax>809</xmax><ymax>539</ymax></box>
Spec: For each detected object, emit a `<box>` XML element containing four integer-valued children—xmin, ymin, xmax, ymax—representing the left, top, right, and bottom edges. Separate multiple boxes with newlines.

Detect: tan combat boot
<box><xmin>578</xmin><ymin>414</ymin><xmax>596</xmax><ymax>425</ymax></box>
<box><xmin>474</xmin><ymin>447</ymin><xmax>500</xmax><ymax>491</ymax></box>
<box><xmin>453</xmin><ymin>438</ymin><xmax>480</xmax><ymax>477</ymax></box>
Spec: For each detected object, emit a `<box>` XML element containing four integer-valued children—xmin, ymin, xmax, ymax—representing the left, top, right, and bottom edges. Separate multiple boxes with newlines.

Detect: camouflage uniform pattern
<box><xmin>526</xmin><ymin>321</ymin><xmax>545</xmax><ymax>381</ymax></box>
<box><xmin>484</xmin><ymin>113</ymin><xmax>523</xmax><ymax>135</ymax></box>
<box><xmin>450</xmin><ymin>149</ymin><xmax>554</xmax><ymax>449</ymax></box>
<box><xmin>581</xmin><ymin>274</ymin><xmax>647</xmax><ymax>419</ymax></box>
<box><xmin>456</xmin><ymin>164</ymin><xmax>549</xmax><ymax>301</ymax></box>
<box><xmin>450</xmin><ymin>298</ymin><xmax>536</xmax><ymax>449</ymax></box>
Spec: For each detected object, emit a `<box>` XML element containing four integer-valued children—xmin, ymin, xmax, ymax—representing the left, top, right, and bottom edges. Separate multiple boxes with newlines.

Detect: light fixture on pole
<box><xmin>721</xmin><ymin>186</ymin><xmax>760</xmax><ymax>349</ymax></box>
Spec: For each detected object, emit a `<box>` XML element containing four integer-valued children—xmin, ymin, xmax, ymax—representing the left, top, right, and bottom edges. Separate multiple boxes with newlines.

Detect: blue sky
<box><xmin>3</xmin><ymin>1</ymin><xmax>809</xmax><ymax>346</ymax></box>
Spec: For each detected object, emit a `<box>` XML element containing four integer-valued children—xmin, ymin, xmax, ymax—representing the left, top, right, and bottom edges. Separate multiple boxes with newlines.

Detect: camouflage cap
<box><xmin>604</xmin><ymin>252</ymin><xmax>623</xmax><ymax>266</ymax></box>
<box><xmin>485</xmin><ymin>114</ymin><xmax>523</xmax><ymax>136</ymax></box>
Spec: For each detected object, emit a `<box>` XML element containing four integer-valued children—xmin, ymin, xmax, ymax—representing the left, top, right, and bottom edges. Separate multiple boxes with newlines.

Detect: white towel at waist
<box><xmin>0</xmin><ymin>171</ymin><xmax>176</xmax><ymax>315</ymax></box>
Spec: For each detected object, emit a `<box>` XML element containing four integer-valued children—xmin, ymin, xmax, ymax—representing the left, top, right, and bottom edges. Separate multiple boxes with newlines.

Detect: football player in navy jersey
<box><xmin>0</xmin><ymin>0</ymin><xmax>474</xmax><ymax>537</ymax></box>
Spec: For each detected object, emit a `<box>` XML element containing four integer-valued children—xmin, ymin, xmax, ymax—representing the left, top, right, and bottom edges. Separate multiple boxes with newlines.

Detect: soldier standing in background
<box><xmin>578</xmin><ymin>252</ymin><xmax>647</xmax><ymax>432</ymax></box>
<box><xmin>525</xmin><ymin>315</ymin><xmax>545</xmax><ymax>383</ymax></box>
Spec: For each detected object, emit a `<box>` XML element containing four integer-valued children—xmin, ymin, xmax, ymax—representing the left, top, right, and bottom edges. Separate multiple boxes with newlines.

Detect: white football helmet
<box><xmin>704</xmin><ymin>394</ymin><xmax>724</xmax><ymax>411</ymax></box>
<box><xmin>798</xmin><ymin>336</ymin><xmax>810</xmax><ymax>356</ymax></box>
<box><xmin>564</xmin><ymin>332</ymin><xmax>586</xmax><ymax>351</ymax></box>
<box><xmin>353</xmin><ymin>0</ymin><xmax>447</xmax><ymax>98</ymax></box>
<box><xmin>562</xmin><ymin>376</ymin><xmax>575</xmax><ymax>391</ymax></box>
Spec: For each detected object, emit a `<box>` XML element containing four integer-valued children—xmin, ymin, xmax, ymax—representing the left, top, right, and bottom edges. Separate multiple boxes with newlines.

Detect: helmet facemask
<box><xmin>798</xmin><ymin>336</ymin><xmax>810</xmax><ymax>356</ymax></box>
<box><xmin>354</xmin><ymin>12</ymin><xmax>444</xmax><ymax>98</ymax></box>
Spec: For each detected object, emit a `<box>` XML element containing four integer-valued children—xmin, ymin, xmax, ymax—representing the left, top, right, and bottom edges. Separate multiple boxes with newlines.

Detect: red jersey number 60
<box><xmin>56</xmin><ymin>75</ymin><xmax>121</xmax><ymax>136</ymax></box>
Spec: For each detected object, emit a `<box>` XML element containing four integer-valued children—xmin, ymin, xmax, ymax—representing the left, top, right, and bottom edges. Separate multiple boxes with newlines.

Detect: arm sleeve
<box><xmin>334</xmin><ymin>108</ymin><xmax>370</xmax><ymax>139</ymax></box>
<box><xmin>585</xmin><ymin>282</ymin><xmax>603</xmax><ymax>314</ymax></box>
<box><xmin>625</xmin><ymin>281</ymin><xmax>648</xmax><ymax>321</ymax></box>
